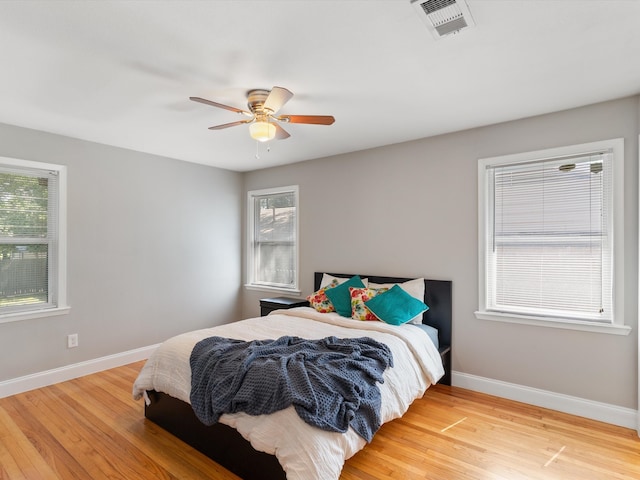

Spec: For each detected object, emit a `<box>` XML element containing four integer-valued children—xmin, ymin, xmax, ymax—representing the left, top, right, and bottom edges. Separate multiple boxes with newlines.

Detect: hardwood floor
<box><xmin>1</xmin><ymin>361</ymin><xmax>638</xmax><ymax>479</ymax></box>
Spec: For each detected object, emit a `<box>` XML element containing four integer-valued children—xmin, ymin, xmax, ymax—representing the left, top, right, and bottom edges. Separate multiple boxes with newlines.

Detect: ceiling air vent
<box><xmin>410</xmin><ymin>0</ymin><xmax>475</xmax><ymax>38</ymax></box>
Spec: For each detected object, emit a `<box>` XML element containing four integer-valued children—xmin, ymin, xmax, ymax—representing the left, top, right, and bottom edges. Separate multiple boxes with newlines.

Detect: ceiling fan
<box><xmin>190</xmin><ymin>86</ymin><xmax>335</xmax><ymax>142</ymax></box>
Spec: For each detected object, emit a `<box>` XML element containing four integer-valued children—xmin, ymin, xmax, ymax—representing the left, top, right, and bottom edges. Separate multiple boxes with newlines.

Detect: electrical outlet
<box><xmin>67</xmin><ymin>333</ymin><xmax>78</xmax><ymax>348</ymax></box>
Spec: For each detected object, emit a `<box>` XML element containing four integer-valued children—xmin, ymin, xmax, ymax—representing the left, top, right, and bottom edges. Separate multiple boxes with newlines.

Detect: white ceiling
<box><xmin>1</xmin><ymin>1</ymin><xmax>639</xmax><ymax>172</ymax></box>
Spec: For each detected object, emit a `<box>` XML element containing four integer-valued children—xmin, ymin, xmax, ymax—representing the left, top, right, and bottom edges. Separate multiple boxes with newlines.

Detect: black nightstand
<box><xmin>260</xmin><ymin>297</ymin><xmax>310</xmax><ymax>316</ymax></box>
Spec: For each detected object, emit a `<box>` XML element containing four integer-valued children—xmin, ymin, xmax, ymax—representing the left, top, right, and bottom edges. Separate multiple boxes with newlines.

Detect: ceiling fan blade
<box><xmin>274</xmin><ymin>123</ymin><xmax>290</xmax><ymax>140</ymax></box>
<box><xmin>208</xmin><ymin>119</ymin><xmax>253</xmax><ymax>130</ymax></box>
<box><xmin>263</xmin><ymin>86</ymin><xmax>293</xmax><ymax>114</ymax></box>
<box><xmin>190</xmin><ymin>96</ymin><xmax>250</xmax><ymax>115</ymax></box>
<box><xmin>278</xmin><ymin>115</ymin><xmax>335</xmax><ymax>125</ymax></box>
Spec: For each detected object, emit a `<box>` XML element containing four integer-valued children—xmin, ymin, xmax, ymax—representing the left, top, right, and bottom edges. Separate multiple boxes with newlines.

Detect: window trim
<box><xmin>475</xmin><ymin>139</ymin><xmax>629</xmax><ymax>335</ymax></box>
<box><xmin>245</xmin><ymin>185</ymin><xmax>300</xmax><ymax>295</ymax></box>
<box><xmin>0</xmin><ymin>156</ymin><xmax>69</xmax><ymax>324</ymax></box>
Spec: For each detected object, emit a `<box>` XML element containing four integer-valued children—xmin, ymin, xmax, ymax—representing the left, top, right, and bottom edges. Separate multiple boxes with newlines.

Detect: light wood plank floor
<box><xmin>1</xmin><ymin>361</ymin><xmax>638</xmax><ymax>479</ymax></box>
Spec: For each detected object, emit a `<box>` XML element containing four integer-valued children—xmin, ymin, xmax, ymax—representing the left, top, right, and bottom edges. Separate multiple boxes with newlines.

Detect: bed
<box><xmin>133</xmin><ymin>272</ymin><xmax>452</xmax><ymax>480</ymax></box>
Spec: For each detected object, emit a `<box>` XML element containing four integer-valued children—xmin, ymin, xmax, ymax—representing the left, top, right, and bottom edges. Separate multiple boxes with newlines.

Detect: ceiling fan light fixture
<box><xmin>249</xmin><ymin>120</ymin><xmax>276</xmax><ymax>142</ymax></box>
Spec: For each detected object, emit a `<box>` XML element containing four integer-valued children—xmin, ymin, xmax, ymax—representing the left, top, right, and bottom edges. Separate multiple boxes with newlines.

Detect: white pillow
<box><xmin>320</xmin><ymin>273</ymin><xmax>369</xmax><ymax>288</ymax></box>
<box><xmin>368</xmin><ymin>278</ymin><xmax>425</xmax><ymax>324</ymax></box>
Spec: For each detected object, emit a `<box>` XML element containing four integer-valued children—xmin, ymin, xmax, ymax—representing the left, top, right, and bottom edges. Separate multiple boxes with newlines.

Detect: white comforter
<box><xmin>132</xmin><ymin>307</ymin><xmax>444</xmax><ymax>480</ymax></box>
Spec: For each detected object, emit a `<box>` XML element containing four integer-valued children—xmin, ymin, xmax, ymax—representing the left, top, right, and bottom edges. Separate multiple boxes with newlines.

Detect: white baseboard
<box><xmin>2</xmin><ymin>353</ymin><xmax>637</xmax><ymax>433</ymax></box>
<box><xmin>452</xmin><ymin>371</ymin><xmax>638</xmax><ymax>431</ymax></box>
<box><xmin>0</xmin><ymin>344</ymin><xmax>159</xmax><ymax>399</ymax></box>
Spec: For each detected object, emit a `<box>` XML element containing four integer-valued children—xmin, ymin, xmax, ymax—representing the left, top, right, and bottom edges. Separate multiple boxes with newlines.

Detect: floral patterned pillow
<box><xmin>350</xmin><ymin>287</ymin><xmax>389</xmax><ymax>321</ymax></box>
<box><xmin>306</xmin><ymin>279</ymin><xmax>339</xmax><ymax>313</ymax></box>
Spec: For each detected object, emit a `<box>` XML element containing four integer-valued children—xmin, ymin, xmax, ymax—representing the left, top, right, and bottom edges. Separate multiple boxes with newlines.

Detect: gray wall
<box><xmin>1</xmin><ymin>95</ymin><xmax>637</xmax><ymax>411</ymax></box>
<box><xmin>243</xmin><ymin>96</ymin><xmax>639</xmax><ymax>410</ymax></box>
<box><xmin>0</xmin><ymin>122</ymin><xmax>243</xmax><ymax>381</ymax></box>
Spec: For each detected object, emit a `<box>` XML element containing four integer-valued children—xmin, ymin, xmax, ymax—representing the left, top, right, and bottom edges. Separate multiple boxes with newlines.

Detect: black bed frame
<box><xmin>145</xmin><ymin>273</ymin><xmax>452</xmax><ymax>480</ymax></box>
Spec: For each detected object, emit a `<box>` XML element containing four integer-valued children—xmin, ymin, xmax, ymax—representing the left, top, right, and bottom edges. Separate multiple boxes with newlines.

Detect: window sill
<box><xmin>474</xmin><ymin>310</ymin><xmax>631</xmax><ymax>336</ymax></box>
<box><xmin>245</xmin><ymin>284</ymin><xmax>302</xmax><ymax>296</ymax></box>
<box><xmin>0</xmin><ymin>306</ymin><xmax>71</xmax><ymax>325</ymax></box>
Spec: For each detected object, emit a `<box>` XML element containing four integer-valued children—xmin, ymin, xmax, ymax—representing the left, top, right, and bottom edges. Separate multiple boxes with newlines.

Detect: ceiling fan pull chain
<box><xmin>255</xmin><ymin>140</ymin><xmax>260</xmax><ymax>160</ymax></box>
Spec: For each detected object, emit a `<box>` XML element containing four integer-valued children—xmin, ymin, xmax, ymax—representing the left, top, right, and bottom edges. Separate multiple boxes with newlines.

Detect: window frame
<box><xmin>245</xmin><ymin>185</ymin><xmax>300</xmax><ymax>294</ymax></box>
<box><xmin>0</xmin><ymin>156</ymin><xmax>69</xmax><ymax>324</ymax></box>
<box><xmin>476</xmin><ymin>139</ymin><xmax>629</xmax><ymax>335</ymax></box>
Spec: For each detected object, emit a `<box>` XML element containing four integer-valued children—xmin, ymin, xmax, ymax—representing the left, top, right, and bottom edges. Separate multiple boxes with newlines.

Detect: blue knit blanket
<box><xmin>189</xmin><ymin>335</ymin><xmax>393</xmax><ymax>442</ymax></box>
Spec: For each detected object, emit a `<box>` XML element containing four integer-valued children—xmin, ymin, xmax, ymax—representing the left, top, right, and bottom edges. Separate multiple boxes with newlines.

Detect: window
<box><xmin>476</xmin><ymin>139</ymin><xmax>629</xmax><ymax>334</ymax></box>
<box><xmin>246</xmin><ymin>186</ymin><xmax>299</xmax><ymax>293</ymax></box>
<box><xmin>0</xmin><ymin>157</ymin><xmax>68</xmax><ymax>323</ymax></box>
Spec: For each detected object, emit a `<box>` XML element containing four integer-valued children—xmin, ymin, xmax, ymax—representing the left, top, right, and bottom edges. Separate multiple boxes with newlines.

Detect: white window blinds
<box><xmin>0</xmin><ymin>164</ymin><xmax>60</xmax><ymax>314</ymax></box>
<box><xmin>485</xmin><ymin>150</ymin><xmax>613</xmax><ymax>323</ymax></box>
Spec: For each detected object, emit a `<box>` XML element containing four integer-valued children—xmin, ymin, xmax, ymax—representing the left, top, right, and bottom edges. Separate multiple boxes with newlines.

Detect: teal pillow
<box><xmin>325</xmin><ymin>275</ymin><xmax>366</xmax><ymax>317</ymax></box>
<box><xmin>365</xmin><ymin>284</ymin><xmax>429</xmax><ymax>326</ymax></box>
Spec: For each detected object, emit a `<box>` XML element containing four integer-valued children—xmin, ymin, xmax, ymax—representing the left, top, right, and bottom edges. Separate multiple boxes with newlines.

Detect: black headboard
<box><xmin>313</xmin><ymin>272</ymin><xmax>452</xmax><ymax>350</ymax></box>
